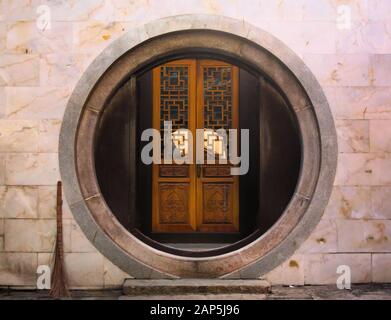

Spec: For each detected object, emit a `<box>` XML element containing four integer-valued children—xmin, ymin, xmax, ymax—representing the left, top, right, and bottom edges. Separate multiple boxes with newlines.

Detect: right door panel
<box><xmin>196</xmin><ymin>60</ymin><xmax>239</xmax><ymax>232</ymax></box>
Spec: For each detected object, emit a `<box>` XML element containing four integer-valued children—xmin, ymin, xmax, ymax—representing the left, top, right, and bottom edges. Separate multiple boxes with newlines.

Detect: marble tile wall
<box><xmin>0</xmin><ymin>0</ymin><xmax>390</xmax><ymax>288</ymax></box>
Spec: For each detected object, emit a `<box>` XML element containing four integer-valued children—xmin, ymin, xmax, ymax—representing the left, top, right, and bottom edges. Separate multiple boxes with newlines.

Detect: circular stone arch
<box><xmin>59</xmin><ymin>14</ymin><xmax>337</xmax><ymax>279</ymax></box>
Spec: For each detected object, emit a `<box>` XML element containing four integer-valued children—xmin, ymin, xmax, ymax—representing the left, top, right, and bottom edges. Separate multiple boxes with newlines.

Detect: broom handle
<box><xmin>56</xmin><ymin>181</ymin><xmax>63</xmax><ymax>261</ymax></box>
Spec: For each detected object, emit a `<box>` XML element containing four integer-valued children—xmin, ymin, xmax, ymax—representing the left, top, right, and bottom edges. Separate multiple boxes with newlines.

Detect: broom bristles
<box><xmin>49</xmin><ymin>181</ymin><xmax>70</xmax><ymax>298</ymax></box>
<box><xmin>50</xmin><ymin>244</ymin><xmax>70</xmax><ymax>298</ymax></box>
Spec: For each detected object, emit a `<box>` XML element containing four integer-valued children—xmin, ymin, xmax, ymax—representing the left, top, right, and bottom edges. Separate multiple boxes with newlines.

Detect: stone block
<box><xmin>336</xmin><ymin>20</ymin><xmax>391</xmax><ymax>54</ymax></box>
<box><xmin>371</xmin><ymin>153</ymin><xmax>391</xmax><ymax>186</ymax></box>
<box><xmin>266</xmin><ymin>21</ymin><xmax>336</xmax><ymax>55</ymax></box>
<box><xmin>368</xmin><ymin>0</ymin><xmax>391</xmax><ymax>21</ymax></box>
<box><xmin>0</xmin><ymin>0</ymin><xmax>40</xmax><ymax>21</ymax></box>
<box><xmin>0</xmin><ymin>154</ymin><xmax>5</xmax><ymax>185</ymax></box>
<box><xmin>4</xmin><ymin>219</ymin><xmax>56</xmax><ymax>252</ymax></box>
<box><xmin>0</xmin><ymin>87</ymin><xmax>4</xmax><ymax>117</ymax></box>
<box><xmin>328</xmin><ymin>87</ymin><xmax>391</xmax><ymax>120</ymax></box>
<box><xmin>363</xmin><ymin>87</ymin><xmax>391</xmax><ymax>119</ymax></box>
<box><xmin>370</xmin><ymin>120</ymin><xmax>391</xmax><ymax>152</ymax></box>
<box><xmin>107</xmin><ymin>0</ymin><xmax>150</xmax><ymax>22</ymax></box>
<box><xmin>304</xmin><ymin>253</ymin><xmax>371</xmax><ymax>284</ymax></box>
<box><xmin>64</xmin><ymin>219</ymin><xmax>72</xmax><ymax>253</ymax></box>
<box><xmin>335</xmin><ymin>153</ymin><xmax>391</xmax><ymax>186</ymax></box>
<box><xmin>0</xmin><ymin>252</ymin><xmax>37</xmax><ymax>286</ymax></box>
<box><xmin>253</xmin><ymin>0</ymin><xmax>304</xmax><ymax>21</ymax></box>
<box><xmin>303</xmin><ymin>0</ymin><xmax>368</xmax><ymax>21</ymax></box>
<box><xmin>370</xmin><ymin>55</ymin><xmax>391</xmax><ymax>86</ymax></box>
<box><xmin>48</xmin><ymin>0</ymin><xmax>111</xmax><ymax>21</ymax></box>
<box><xmin>336</xmin><ymin>220</ymin><xmax>391</xmax><ymax>252</ymax></box>
<box><xmin>298</xmin><ymin>220</ymin><xmax>338</xmax><ymax>253</ymax></box>
<box><xmin>6</xmin><ymin>21</ymin><xmax>73</xmax><ymax>54</ymax></box>
<box><xmin>264</xmin><ymin>254</ymin><xmax>305</xmax><ymax>286</ymax></box>
<box><xmin>302</xmin><ymin>0</ymin><xmax>334</xmax><ymax>21</ymax></box>
<box><xmin>70</xmin><ymin>220</ymin><xmax>97</xmax><ymax>253</ymax></box>
<box><xmin>5</xmin><ymin>153</ymin><xmax>59</xmax><ymax>185</ymax></box>
<box><xmin>336</xmin><ymin>119</ymin><xmax>369</xmax><ymax>152</ymax></box>
<box><xmin>0</xmin><ymin>120</ymin><xmax>39</xmax><ymax>152</ymax></box>
<box><xmin>0</xmin><ymin>0</ymin><xmax>110</xmax><ymax>21</ymax></box>
<box><xmin>4</xmin><ymin>87</ymin><xmax>70</xmax><ymax>120</ymax></box>
<box><xmin>363</xmin><ymin>20</ymin><xmax>391</xmax><ymax>54</ymax></box>
<box><xmin>335</xmin><ymin>153</ymin><xmax>374</xmax><ymax>186</ymax></box>
<box><xmin>64</xmin><ymin>252</ymin><xmax>104</xmax><ymax>288</ymax></box>
<box><xmin>371</xmin><ymin>186</ymin><xmax>391</xmax><ymax>219</ymax></box>
<box><xmin>323</xmin><ymin>186</ymin><xmax>371</xmax><ymax>219</ymax></box>
<box><xmin>73</xmin><ymin>21</ymin><xmax>131</xmax><ymax>54</ymax></box>
<box><xmin>0</xmin><ymin>186</ymin><xmax>38</xmax><ymax>218</ymax></box>
<box><xmin>303</xmin><ymin>54</ymin><xmax>370</xmax><ymax>86</ymax></box>
<box><xmin>0</xmin><ymin>23</ymin><xmax>5</xmax><ymax>52</ymax></box>
<box><xmin>37</xmin><ymin>252</ymin><xmax>50</xmax><ymax>266</ymax></box>
<box><xmin>38</xmin><ymin>119</ymin><xmax>61</xmax><ymax>152</ymax></box>
<box><xmin>0</xmin><ymin>54</ymin><xmax>39</xmax><ymax>86</ymax></box>
<box><xmin>40</xmin><ymin>53</ymin><xmax>94</xmax><ymax>87</ymax></box>
<box><xmin>38</xmin><ymin>186</ymin><xmax>56</xmax><ymax>219</ymax></box>
<box><xmin>336</xmin><ymin>21</ymin><xmax>368</xmax><ymax>54</ymax></box>
<box><xmin>37</xmin><ymin>219</ymin><xmax>71</xmax><ymax>254</ymax></box>
<box><xmin>372</xmin><ymin>254</ymin><xmax>391</xmax><ymax>282</ymax></box>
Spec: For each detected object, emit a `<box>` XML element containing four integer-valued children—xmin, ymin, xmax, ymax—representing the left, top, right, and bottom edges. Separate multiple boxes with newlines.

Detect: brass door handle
<box><xmin>197</xmin><ymin>164</ymin><xmax>201</xmax><ymax>178</ymax></box>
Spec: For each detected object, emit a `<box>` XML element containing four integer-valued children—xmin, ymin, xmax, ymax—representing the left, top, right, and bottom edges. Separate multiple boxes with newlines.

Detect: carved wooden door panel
<box><xmin>152</xmin><ymin>59</ymin><xmax>239</xmax><ymax>233</ymax></box>
<box><xmin>196</xmin><ymin>60</ymin><xmax>239</xmax><ymax>232</ymax></box>
<box><xmin>152</xmin><ymin>59</ymin><xmax>197</xmax><ymax>232</ymax></box>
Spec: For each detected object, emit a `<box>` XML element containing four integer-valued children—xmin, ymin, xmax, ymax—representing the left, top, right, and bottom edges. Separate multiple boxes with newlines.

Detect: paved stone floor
<box><xmin>1</xmin><ymin>284</ymin><xmax>391</xmax><ymax>300</ymax></box>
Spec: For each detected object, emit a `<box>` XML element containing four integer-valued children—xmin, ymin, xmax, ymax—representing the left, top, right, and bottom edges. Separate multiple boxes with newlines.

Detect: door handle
<box><xmin>197</xmin><ymin>164</ymin><xmax>201</xmax><ymax>178</ymax></box>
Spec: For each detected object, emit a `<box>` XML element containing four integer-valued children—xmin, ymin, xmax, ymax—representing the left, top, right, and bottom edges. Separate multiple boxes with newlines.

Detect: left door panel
<box><xmin>152</xmin><ymin>59</ymin><xmax>197</xmax><ymax>232</ymax></box>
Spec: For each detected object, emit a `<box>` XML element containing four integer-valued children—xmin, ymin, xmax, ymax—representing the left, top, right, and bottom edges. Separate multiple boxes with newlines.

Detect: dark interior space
<box><xmin>94</xmin><ymin>54</ymin><xmax>301</xmax><ymax>257</ymax></box>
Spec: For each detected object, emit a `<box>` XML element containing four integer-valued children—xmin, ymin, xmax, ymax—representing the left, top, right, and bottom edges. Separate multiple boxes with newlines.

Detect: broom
<box><xmin>49</xmin><ymin>181</ymin><xmax>71</xmax><ymax>298</ymax></box>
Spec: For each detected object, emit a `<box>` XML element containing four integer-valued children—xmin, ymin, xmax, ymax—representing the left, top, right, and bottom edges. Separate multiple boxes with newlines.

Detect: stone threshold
<box><xmin>122</xmin><ymin>279</ymin><xmax>271</xmax><ymax>296</ymax></box>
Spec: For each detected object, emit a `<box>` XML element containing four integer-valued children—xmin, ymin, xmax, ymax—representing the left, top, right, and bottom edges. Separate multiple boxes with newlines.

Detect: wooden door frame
<box><xmin>152</xmin><ymin>58</ymin><xmax>239</xmax><ymax>233</ymax></box>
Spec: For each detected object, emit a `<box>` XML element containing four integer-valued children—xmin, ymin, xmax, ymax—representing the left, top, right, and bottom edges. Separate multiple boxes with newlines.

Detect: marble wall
<box><xmin>0</xmin><ymin>0</ymin><xmax>391</xmax><ymax>288</ymax></box>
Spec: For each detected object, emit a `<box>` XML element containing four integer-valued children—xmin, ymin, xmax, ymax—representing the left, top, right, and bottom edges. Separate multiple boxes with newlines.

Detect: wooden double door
<box><xmin>152</xmin><ymin>59</ymin><xmax>239</xmax><ymax>233</ymax></box>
